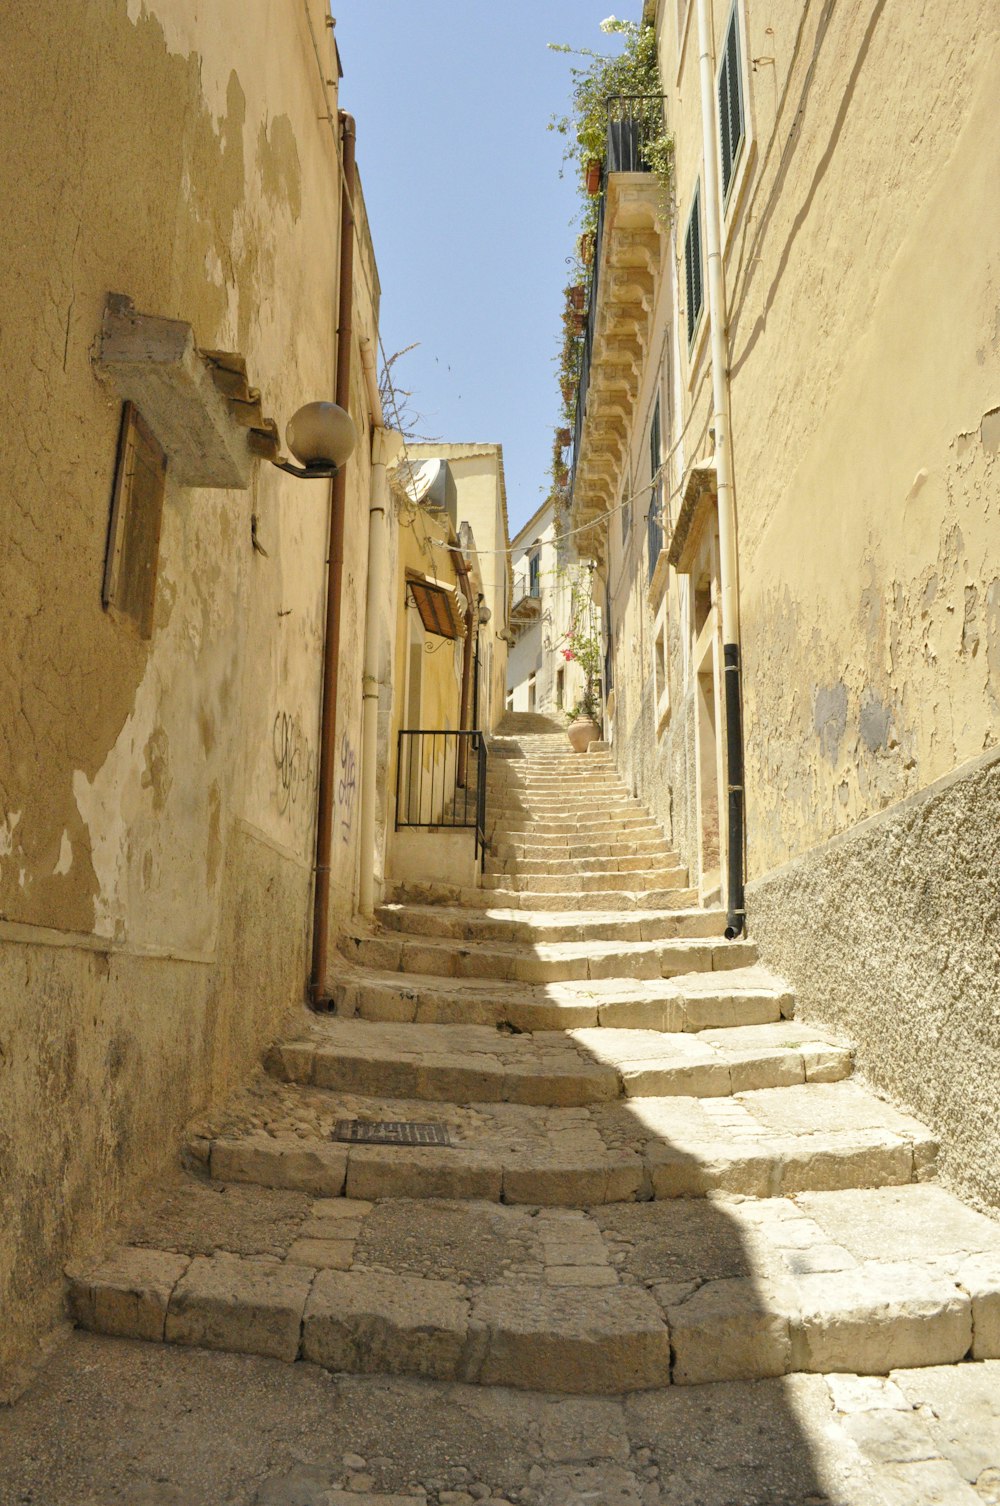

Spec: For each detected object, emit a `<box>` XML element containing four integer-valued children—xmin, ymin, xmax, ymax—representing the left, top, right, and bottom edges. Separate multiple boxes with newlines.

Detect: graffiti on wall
<box><xmin>272</xmin><ymin>710</ymin><xmax>317</xmax><ymax>817</ymax></box>
<box><xmin>337</xmin><ymin>731</ymin><xmax>357</xmax><ymax>844</ymax></box>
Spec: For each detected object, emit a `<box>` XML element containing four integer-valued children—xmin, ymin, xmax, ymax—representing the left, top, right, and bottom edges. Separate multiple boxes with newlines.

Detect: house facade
<box><xmin>506</xmin><ymin>497</ymin><xmax>597</xmax><ymax>721</ymax></box>
<box><xmin>570</xmin><ymin>0</ymin><xmax>1000</xmax><ymax>1208</ymax></box>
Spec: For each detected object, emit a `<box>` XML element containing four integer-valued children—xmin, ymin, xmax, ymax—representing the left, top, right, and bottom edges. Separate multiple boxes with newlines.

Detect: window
<box><xmin>684</xmin><ymin>183</ymin><xmax>704</xmax><ymax>348</ymax></box>
<box><xmin>528</xmin><ymin>551</ymin><xmax>540</xmax><ymax>598</ymax></box>
<box><xmin>527</xmin><ymin>674</ymin><xmax>536</xmax><ymax>713</ymax></box>
<box><xmin>647</xmin><ymin>397</ymin><xmax>663</xmax><ymax>581</ymax></box>
<box><xmin>718</xmin><ymin>4</ymin><xmax>746</xmax><ymax>203</ymax></box>
<box><xmin>103</xmin><ymin>402</ymin><xmax>167</xmax><ymax>639</ymax></box>
<box><xmin>556</xmin><ymin>666</ymin><xmax>565</xmax><ymax>710</ymax></box>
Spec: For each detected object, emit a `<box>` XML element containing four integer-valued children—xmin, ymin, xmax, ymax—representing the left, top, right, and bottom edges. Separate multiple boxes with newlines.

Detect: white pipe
<box><xmin>694</xmin><ymin>0</ymin><xmax>739</xmax><ymax>649</ymax></box>
<box><xmin>359</xmin><ymin>335</ymin><xmax>383</xmax><ymax>429</ymax></box>
<box><xmin>358</xmin><ymin>426</ymin><xmax>390</xmax><ymax>916</ymax></box>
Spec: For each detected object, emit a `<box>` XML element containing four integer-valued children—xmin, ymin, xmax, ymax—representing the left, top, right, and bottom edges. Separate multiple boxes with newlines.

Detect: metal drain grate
<box><xmin>331</xmin><ymin>1119</ymin><xmax>453</xmax><ymax>1147</ymax></box>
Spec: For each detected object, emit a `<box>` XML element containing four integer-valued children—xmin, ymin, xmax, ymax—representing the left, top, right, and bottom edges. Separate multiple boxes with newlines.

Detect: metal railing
<box><xmin>570</xmin><ymin>95</ymin><xmax>666</xmax><ymax>505</ymax></box>
<box><xmin>395</xmin><ymin>729</ymin><xmax>487</xmax><ymax>861</ymax></box>
<box><xmin>511</xmin><ymin>569</ymin><xmax>541</xmax><ymax>612</ymax></box>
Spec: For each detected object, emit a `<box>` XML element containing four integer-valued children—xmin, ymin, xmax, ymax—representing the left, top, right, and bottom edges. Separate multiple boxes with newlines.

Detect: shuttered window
<box><xmin>718</xmin><ymin>4</ymin><xmax>745</xmax><ymax>203</ymax></box>
<box><xmin>684</xmin><ymin>182</ymin><xmax>703</xmax><ymax>348</ymax></box>
<box><xmin>103</xmin><ymin>401</ymin><xmax>167</xmax><ymax>639</ymax></box>
<box><xmin>647</xmin><ymin>397</ymin><xmax>663</xmax><ymax>580</ymax></box>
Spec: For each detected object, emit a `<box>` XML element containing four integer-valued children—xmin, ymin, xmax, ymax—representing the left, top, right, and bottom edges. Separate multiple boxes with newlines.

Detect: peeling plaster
<box><xmin>814</xmin><ymin>684</ymin><xmax>848</xmax><ymax>764</ymax></box>
<box><xmin>54</xmin><ymin>832</ymin><xmax>73</xmax><ymax>877</ymax></box>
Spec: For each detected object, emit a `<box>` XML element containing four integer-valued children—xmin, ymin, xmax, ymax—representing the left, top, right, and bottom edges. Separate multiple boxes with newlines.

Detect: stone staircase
<box><xmin>67</xmin><ymin>732</ymin><xmax>1000</xmax><ymax>1399</ymax></box>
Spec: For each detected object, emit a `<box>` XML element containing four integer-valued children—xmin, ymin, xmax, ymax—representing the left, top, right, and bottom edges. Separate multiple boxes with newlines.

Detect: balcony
<box><xmin>569</xmin><ymin>99</ymin><xmax>666</xmax><ymax>562</ymax></box>
<box><xmin>510</xmin><ymin>568</ymin><xmax>541</xmax><ymax>630</ymax></box>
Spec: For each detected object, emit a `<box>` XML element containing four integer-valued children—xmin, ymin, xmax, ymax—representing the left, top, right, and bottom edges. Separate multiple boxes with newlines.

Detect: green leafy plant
<box><xmin>546</xmin><ymin>19</ymin><xmax>673</xmax><ymax>513</ymax></box>
<box><xmin>548</xmin><ymin>19</ymin><xmax>673</xmax><ymax>218</ymax></box>
<box><xmin>562</xmin><ymin>581</ymin><xmax>603</xmax><ymax>723</ymax></box>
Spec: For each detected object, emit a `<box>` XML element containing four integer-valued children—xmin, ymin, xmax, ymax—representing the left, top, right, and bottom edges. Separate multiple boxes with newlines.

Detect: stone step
<box><xmin>491</xmin><ymin>798</ymin><xmax>643</xmax><ymax>818</ymax></box>
<box><xmin>484</xmin><ymin>777</ymin><xmax>626</xmax><ymax>789</ymax></box>
<box><xmin>373</xmin><ymin>904</ymin><xmax>723</xmax><ymax>946</ymax></box>
<box><xmin>490</xmin><ymin>812</ymin><xmax>660</xmax><ymax>833</ymax></box>
<box><xmin>484</xmin><ymin>856</ymin><xmax>685</xmax><ymax>880</ymax></box>
<box><xmin>481</xmin><ymin>867</ymin><xmax>692</xmax><ymax>885</ymax></box>
<box><xmin>338</xmin><ymin>930</ymin><xmax>756</xmax><ymax>985</ymax></box>
<box><xmin>267</xmin><ymin>1015</ymin><xmax>853</xmax><ymax>1106</ymax></box>
<box><xmin>489</xmin><ymin>837</ymin><xmax>675</xmax><ymax>862</ymax></box>
<box><xmin>327</xmin><ymin>960</ymin><xmax>793</xmax><ymax>1031</ymax></box>
<box><xmin>386</xmin><ymin>881</ymin><xmax>700</xmax><ymax>912</ymax></box>
<box><xmin>66</xmin><ymin>1184</ymin><xmax>1000</xmax><ymax>1390</ymax></box>
<box><xmin>198</xmin><ymin>1077</ymin><xmax>937</xmax><ymax>1207</ymax></box>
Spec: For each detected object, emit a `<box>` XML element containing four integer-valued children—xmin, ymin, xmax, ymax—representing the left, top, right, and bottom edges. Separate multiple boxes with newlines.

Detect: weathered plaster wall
<box><xmin>749</xmin><ymin>750</ymin><xmax>1000</xmax><ymax>1213</ymax></box>
<box><xmin>720</xmin><ymin>0</ymin><xmax>1000</xmax><ymax>873</ymax></box>
<box><xmin>0</xmin><ymin>0</ymin><xmax>375</xmax><ymax>1392</ymax></box>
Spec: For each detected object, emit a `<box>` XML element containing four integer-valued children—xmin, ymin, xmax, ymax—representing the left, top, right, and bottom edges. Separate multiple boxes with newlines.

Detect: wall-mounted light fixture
<box><xmin>272</xmin><ymin>401</ymin><xmax>358</xmax><ymax>479</ymax></box>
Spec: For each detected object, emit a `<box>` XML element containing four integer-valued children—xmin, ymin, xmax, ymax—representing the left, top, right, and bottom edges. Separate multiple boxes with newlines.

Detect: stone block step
<box><xmin>373</xmin><ymin>904</ymin><xmax>724</xmax><ymax>946</ymax></box>
<box><xmin>68</xmin><ymin>1186</ymin><xmax>1000</xmax><ymax>1389</ymax></box>
<box><xmin>487</xmin><ymin>825</ymin><xmax>659</xmax><ymax>849</ymax></box>
<box><xmin>197</xmin><ymin>1077</ymin><xmax>937</xmax><ymax>1208</ymax></box>
<box><xmin>267</xmin><ymin>1015</ymin><xmax>853</xmax><ymax>1106</ymax></box>
<box><xmin>490</xmin><ymin>835</ymin><xmax>674</xmax><ymax>861</ymax></box>
<box><xmin>480</xmin><ymin>869</ymin><xmax>692</xmax><ymax>896</ymax></box>
<box><xmin>491</xmin><ymin>800</ymin><xmax>642</xmax><ymax>820</ymax></box>
<box><xmin>338</xmin><ymin>930</ymin><xmax>756</xmax><ymax>985</ymax></box>
<box><xmin>484</xmin><ymin>859</ymin><xmax>685</xmax><ymax>883</ymax></box>
<box><xmin>327</xmin><ymin>960</ymin><xmax>794</xmax><ymax>1031</ymax></box>
<box><xmin>385</xmin><ymin>881</ymin><xmax>700</xmax><ymax>912</ymax></box>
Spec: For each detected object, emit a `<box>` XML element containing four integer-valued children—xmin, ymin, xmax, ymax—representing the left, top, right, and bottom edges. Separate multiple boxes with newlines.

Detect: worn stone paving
<box><xmin>16</xmin><ymin>725</ymin><xmax>1000</xmax><ymax>1501</ymax></box>
<box><xmin>2</xmin><ymin>1334</ymin><xmax>1000</xmax><ymax>1505</ymax></box>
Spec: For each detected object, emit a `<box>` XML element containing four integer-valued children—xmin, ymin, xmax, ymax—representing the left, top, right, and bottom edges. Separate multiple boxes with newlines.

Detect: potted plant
<box><xmin>567</xmin><ymin>284</ymin><xmax>585</xmax><ymax>312</ymax></box>
<box><xmin>585</xmin><ymin>157</ymin><xmax>602</xmax><ymax>195</ymax></box>
<box><xmin>556</xmin><ymin>426</ymin><xmax>571</xmax><ymax>448</ymax></box>
<box><xmin>561</xmin><ymin>614</ymin><xmax>603</xmax><ymax>752</ymax></box>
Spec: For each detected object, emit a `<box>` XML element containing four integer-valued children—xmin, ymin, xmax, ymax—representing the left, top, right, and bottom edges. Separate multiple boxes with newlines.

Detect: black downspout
<box><xmin>723</xmin><ymin>641</ymin><xmax>745</xmax><ymax>939</ymax></box>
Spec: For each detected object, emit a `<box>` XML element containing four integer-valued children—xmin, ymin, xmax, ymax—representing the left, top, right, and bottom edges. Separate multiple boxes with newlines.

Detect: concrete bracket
<box><xmin>94</xmin><ymin>293</ymin><xmax>278</xmax><ymax>488</ymax></box>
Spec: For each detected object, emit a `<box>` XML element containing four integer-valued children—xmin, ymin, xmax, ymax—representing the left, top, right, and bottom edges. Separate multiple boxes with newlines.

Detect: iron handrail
<box><xmin>395</xmin><ymin>729</ymin><xmax>487</xmax><ymax>862</ymax></box>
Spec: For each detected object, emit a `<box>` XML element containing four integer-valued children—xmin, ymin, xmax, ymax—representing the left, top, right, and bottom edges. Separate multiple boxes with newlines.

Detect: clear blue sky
<box><xmin>331</xmin><ymin>2</ymin><xmax>632</xmax><ymax>538</ymax></box>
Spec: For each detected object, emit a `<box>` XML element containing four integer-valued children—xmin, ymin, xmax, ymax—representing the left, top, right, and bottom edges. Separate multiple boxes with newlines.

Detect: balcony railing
<box><xmin>395</xmin><ymin>729</ymin><xmax>487</xmax><ymax>861</ymax></box>
<box><xmin>570</xmin><ymin>96</ymin><xmax>665</xmax><ymax>506</ymax></box>
<box><xmin>510</xmin><ymin>569</ymin><xmax>541</xmax><ymax>616</ymax></box>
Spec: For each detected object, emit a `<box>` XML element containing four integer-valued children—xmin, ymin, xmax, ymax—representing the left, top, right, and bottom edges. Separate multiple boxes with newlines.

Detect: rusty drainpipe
<box><xmin>311</xmin><ymin>110</ymin><xmax>356</xmax><ymax>1006</ymax></box>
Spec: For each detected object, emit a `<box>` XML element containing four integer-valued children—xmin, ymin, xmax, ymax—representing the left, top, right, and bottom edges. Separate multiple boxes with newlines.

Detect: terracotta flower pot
<box><xmin>585</xmin><ymin>159</ymin><xmax>602</xmax><ymax>196</ymax></box>
<box><xmin>567</xmin><ymin>717</ymin><xmax>601</xmax><ymax>753</ymax></box>
<box><xmin>579</xmin><ymin>232</ymin><xmax>594</xmax><ymax>266</ymax></box>
<box><xmin>568</xmin><ymin>285</ymin><xmax>585</xmax><ymax>312</ymax></box>
<box><xmin>556</xmin><ymin>427</ymin><xmax>571</xmax><ymax>448</ymax></box>
<box><xmin>561</xmin><ymin>381</ymin><xmax>575</xmax><ymax>405</ymax></box>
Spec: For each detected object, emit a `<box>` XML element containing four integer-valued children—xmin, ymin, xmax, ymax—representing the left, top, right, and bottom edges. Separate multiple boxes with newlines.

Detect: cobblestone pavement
<box><xmin>1</xmin><ymin>1334</ymin><xmax>1000</xmax><ymax>1506</ymax></box>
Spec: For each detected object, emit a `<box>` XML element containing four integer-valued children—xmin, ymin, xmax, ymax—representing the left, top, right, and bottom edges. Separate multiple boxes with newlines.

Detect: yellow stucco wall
<box><xmin>663</xmin><ymin>0</ymin><xmax>1000</xmax><ymax>875</ymax></box>
<box><xmin>0</xmin><ymin>0</ymin><xmax>379</xmax><ymax>1392</ymax></box>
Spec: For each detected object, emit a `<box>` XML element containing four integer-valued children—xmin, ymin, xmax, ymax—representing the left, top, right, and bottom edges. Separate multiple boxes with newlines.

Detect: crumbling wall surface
<box><xmin>728</xmin><ymin>0</ymin><xmax>1000</xmax><ymax>875</ymax></box>
<box><xmin>0</xmin><ymin>0</ymin><xmax>357</xmax><ymax>1392</ymax></box>
<box><xmin>749</xmin><ymin>750</ymin><xmax>1000</xmax><ymax>1213</ymax></box>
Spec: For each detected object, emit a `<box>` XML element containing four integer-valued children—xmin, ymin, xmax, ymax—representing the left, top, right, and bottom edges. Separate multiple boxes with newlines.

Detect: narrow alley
<box><xmin>2</xmin><ymin>2</ymin><xmax>999</xmax><ymax>1503</ymax></box>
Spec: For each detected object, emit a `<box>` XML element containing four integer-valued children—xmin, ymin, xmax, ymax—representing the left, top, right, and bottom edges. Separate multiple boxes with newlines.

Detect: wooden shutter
<box><xmin>103</xmin><ymin>402</ymin><xmax>167</xmax><ymax>639</ymax></box>
<box><xmin>719</xmin><ymin>6</ymin><xmax>745</xmax><ymax>202</ymax></box>
<box><xmin>685</xmin><ymin>183</ymin><xmax>703</xmax><ymax>346</ymax></box>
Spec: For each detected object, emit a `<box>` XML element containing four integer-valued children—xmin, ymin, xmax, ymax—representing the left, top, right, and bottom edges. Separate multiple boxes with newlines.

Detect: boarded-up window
<box><xmin>103</xmin><ymin>402</ymin><xmax>167</xmax><ymax>638</ymax></box>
